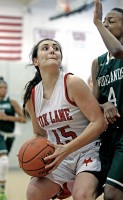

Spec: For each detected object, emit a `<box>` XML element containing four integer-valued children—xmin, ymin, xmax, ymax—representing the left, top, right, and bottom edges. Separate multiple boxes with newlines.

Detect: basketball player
<box><xmin>0</xmin><ymin>77</ymin><xmax>26</xmax><ymax>200</ymax></box>
<box><xmin>23</xmin><ymin>38</ymin><xmax>107</xmax><ymax>200</ymax></box>
<box><xmin>92</xmin><ymin>0</ymin><xmax>123</xmax><ymax>199</ymax></box>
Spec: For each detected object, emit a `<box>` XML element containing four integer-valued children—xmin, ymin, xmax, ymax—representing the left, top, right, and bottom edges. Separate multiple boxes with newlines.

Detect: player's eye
<box><xmin>41</xmin><ymin>46</ymin><xmax>49</xmax><ymax>51</ymax></box>
<box><xmin>53</xmin><ymin>46</ymin><xmax>60</xmax><ymax>51</ymax></box>
<box><xmin>109</xmin><ymin>19</ymin><xmax>115</xmax><ymax>23</ymax></box>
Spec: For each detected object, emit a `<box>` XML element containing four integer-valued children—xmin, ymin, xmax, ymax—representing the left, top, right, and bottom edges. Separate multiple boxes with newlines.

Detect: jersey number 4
<box><xmin>108</xmin><ymin>87</ymin><xmax>117</xmax><ymax>107</ymax></box>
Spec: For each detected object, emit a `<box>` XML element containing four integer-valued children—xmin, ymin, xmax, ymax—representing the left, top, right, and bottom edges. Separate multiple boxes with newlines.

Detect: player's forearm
<box><xmin>64</xmin><ymin>119</ymin><xmax>107</xmax><ymax>155</ymax></box>
<box><xmin>95</xmin><ymin>21</ymin><xmax>123</xmax><ymax>58</ymax></box>
<box><xmin>6</xmin><ymin>115</ymin><xmax>26</xmax><ymax>123</ymax></box>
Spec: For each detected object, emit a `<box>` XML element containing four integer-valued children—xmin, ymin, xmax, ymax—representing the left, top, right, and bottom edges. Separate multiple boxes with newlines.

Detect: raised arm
<box><xmin>93</xmin><ymin>0</ymin><xmax>123</xmax><ymax>59</ymax></box>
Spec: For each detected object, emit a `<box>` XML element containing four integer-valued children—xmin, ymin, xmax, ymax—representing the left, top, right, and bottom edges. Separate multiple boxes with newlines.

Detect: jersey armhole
<box><xmin>64</xmin><ymin>73</ymin><xmax>77</xmax><ymax>106</ymax></box>
<box><xmin>31</xmin><ymin>88</ymin><xmax>35</xmax><ymax>112</ymax></box>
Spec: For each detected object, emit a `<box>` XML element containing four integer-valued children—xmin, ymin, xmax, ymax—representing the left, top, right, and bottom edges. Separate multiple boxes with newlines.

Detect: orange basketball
<box><xmin>17</xmin><ymin>137</ymin><xmax>55</xmax><ymax>177</ymax></box>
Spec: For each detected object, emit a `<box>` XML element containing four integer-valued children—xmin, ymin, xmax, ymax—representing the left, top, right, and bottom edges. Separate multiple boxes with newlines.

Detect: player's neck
<box><xmin>108</xmin><ymin>52</ymin><xmax>114</xmax><ymax>60</ymax></box>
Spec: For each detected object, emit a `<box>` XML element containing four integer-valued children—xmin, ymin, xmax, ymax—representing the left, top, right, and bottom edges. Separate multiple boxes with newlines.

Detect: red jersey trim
<box><xmin>64</xmin><ymin>73</ymin><xmax>77</xmax><ymax>106</ymax></box>
<box><xmin>31</xmin><ymin>87</ymin><xmax>35</xmax><ymax>112</ymax></box>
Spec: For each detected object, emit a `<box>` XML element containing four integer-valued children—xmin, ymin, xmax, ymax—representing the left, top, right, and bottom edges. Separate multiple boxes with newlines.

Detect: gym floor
<box><xmin>6</xmin><ymin>169</ymin><xmax>103</xmax><ymax>200</ymax></box>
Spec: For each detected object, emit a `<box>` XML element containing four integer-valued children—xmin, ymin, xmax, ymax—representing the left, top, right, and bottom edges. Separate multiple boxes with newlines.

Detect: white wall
<box><xmin>0</xmin><ymin>0</ymin><xmax>122</xmax><ymax>168</ymax></box>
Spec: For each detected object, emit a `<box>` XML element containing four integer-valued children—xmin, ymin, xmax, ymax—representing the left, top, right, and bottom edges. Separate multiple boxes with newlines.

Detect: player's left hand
<box><xmin>93</xmin><ymin>0</ymin><xmax>103</xmax><ymax>24</ymax></box>
<box><xmin>44</xmin><ymin>141</ymin><xmax>68</xmax><ymax>173</ymax></box>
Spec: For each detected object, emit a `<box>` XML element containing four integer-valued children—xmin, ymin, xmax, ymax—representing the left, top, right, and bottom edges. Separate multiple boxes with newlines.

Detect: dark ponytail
<box><xmin>23</xmin><ymin>67</ymin><xmax>41</xmax><ymax>114</ymax></box>
<box><xmin>23</xmin><ymin>40</ymin><xmax>42</xmax><ymax>114</ymax></box>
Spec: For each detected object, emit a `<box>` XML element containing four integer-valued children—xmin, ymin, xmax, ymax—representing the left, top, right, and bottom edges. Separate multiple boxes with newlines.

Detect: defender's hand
<box><xmin>102</xmin><ymin>102</ymin><xmax>120</xmax><ymax>124</ymax></box>
<box><xmin>93</xmin><ymin>0</ymin><xmax>102</xmax><ymax>24</ymax></box>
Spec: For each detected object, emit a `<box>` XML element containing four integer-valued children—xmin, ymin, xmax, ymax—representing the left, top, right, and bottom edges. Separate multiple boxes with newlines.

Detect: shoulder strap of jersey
<box><xmin>64</xmin><ymin>73</ymin><xmax>76</xmax><ymax>106</ymax></box>
<box><xmin>31</xmin><ymin>87</ymin><xmax>35</xmax><ymax>112</ymax></box>
<box><xmin>98</xmin><ymin>52</ymin><xmax>108</xmax><ymax>66</ymax></box>
<box><xmin>7</xmin><ymin>97</ymin><xmax>13</xmax><ymax>106</ymax></box>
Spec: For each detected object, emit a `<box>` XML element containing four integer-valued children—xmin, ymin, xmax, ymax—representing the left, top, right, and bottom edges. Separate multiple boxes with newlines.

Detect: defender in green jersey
<box><xmin>0</xmin><ymin>77</ymin><xmax>26</xmax><ymax>200</ymax></box>
<box><xmin>92</xmin><ymin>0</ymin><xmax>123</xmax><ymax>200</ymax></box>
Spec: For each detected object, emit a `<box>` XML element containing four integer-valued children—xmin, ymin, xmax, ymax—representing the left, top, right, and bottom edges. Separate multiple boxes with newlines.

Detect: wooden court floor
<box><xmin>6</xmin><ymin>169</ymin><xmax>103</xmax><ymax>200</ymax></box>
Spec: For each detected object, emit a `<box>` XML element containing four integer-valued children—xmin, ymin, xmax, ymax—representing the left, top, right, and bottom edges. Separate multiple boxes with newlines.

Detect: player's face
<box><xmin>0</xmin><ymin>83</ymin><xmax>7</xmax><ymax>99</ymax></box>
<box><xmin>103</xmin><ymin>11</ymin><xmax>123</xmax><ymax>40</ymax></box>
<box><xmin>33</xmin><ymin>40</ymin><xmax>62</xmax><ymax>73</ymax></box>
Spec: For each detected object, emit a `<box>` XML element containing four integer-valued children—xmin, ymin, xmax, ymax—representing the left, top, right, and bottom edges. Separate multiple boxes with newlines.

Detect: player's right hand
<box><xmin>93</xmin><ymin>0</ymin><xmax>102</xmax><ymax>25</ymax></box>
<box><xmin>44</xmin><ymin>141</ymin><xmax>69</xmax><ymax>173</ymax></box>
<box><xmin>102</xmin><ymin>102</ymin><xmax>120</xmax><ymax>124</ymax></box>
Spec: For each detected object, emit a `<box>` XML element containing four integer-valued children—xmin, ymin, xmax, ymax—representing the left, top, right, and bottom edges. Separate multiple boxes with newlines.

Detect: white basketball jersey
<box><xmin>32</xmin><ymin>72</ymin><xmax>95</xmax><ymax>145</ymax></box>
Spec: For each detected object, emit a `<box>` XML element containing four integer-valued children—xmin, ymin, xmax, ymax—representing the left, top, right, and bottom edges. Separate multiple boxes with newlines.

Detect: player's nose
<box><xmin>103</xmin><ymin>21</ymin><xmax>108</xmax><ymax>28</ymax></box>
<box><xmin>49</xmin><ymin>46</ymin><xmax>55</xmax><ymax>54</ymax></box>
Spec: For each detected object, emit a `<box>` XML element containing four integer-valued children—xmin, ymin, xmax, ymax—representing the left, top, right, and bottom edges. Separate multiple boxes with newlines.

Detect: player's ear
<box><xmin>33</xmin><ymin>58</ymin><xmax>39</xmax><ymax>67</ymax></box>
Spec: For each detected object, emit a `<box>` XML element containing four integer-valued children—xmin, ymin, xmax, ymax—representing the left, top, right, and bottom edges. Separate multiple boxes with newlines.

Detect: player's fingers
<box><xmin>109</xmin><ymin>109</ymin><xmax>120</xmax><ymax>123</ymax></box>
<box><xmin>104</xmin><ymin>111</ymin><xmax>114</xmax><ymax>124</ymax></box>
<box><xmin>47</xmin><ymin>159</ymin><xmax>61</xmax><ymax>173</ymax></box>
<box><xmin>109</xmin><ymin>112</ymin><xmax>120</xmax><ymax>123</ymax></box>
<box><xmin>47</xmin><ymin>163</ymin><xmax>58</xmax><ymax>173</ymax></box>
<box><xmin>111</xmin><ymin>107</ymin><xmax>119</xmax><ymax>116</ymax></box>
<box><xmin>104</xmin><ymin>117</ymin><xmax>109</xmax><ymax>125</ymax></box>
<box><xmin>106</xmin><ymin>115</ymin><xmax>118</xmax><ymax>124</ymax></box>
<box><xmin>44</xmin><ymin>154</ymin><xmax>55</xmax><ymax>161</ymax></box>
<box><xmin>109</xmin><ymin>110</ymin><xmax>117</xmax><ymax>122</ymax></box>
<box><xmin>116</xmin><ymin>112</ymin><xmax>120</xmax><ymax>117</ymax></box>
<box><xmin>95</xmin><ymin>0</ymin><xmax>101</xmax><ymax>10</ymax></box>
<box><xmin>47</xmin><ymin>141</ymin><xmax>56</xmax><ymax>148</ymax></box>
<box><xmin>48</xmin><ymin>166</ymin><xmax>56</xmax><ymax>174</ymax></box>
<box><xmin>107</xmin><ymin>117</ymin><xmax>113</xmax><ymax>124</ymax></box>
<box><xmin>45</xmin><ymin>161</ymin><xmax>54</xmax><ymax>170</ymax></box>
<box><xmin>45</xmin><ymin>162</ymin><xmax>54</xmax><ymax>170</ymax></box>
<box><xmin>104</xmin><ymin>108</ymin><xmax>118</xmax><ymax>123</ymax></box>
<box><xmin>45</xmin><ymin>159</ymin><xmax>59</xmax><ymax>171</ymax></box>
<box><xmin>105</xmin><ymin>112</ymin><xmax>115</xmax><ymax>123</ymax></box>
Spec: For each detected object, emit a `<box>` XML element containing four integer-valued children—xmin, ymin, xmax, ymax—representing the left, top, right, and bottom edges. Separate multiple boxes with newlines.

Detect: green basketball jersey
<box><xmin>97</xmin><ymin>52</ymin><xmax>123</xmax><ymax>116</ymax></box>
<box><xmin>0</xmin><ymin>97</ymin><xmax>15</xmax><ymax>132</ymax></box>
